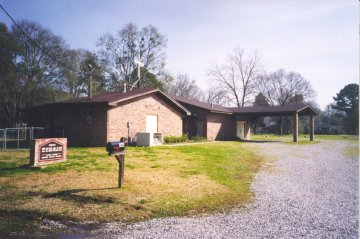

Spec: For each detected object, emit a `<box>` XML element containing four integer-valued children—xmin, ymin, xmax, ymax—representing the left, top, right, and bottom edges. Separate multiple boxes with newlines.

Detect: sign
<box><xmin>40</xmin><ymin>141</ymin><xmax>63</xmax><ymax>161</ymax></box>
<box><xmin>30</xmin><ymin>138</ymin><xmax>67</xmax><ymax>167</ymax></box>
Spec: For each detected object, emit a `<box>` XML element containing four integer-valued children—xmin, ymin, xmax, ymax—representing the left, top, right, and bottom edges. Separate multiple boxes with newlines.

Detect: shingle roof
<box><xmin>171</xmin><ymin>96</ymin><xmax>232</xmax><ymax>113</ymax></box>
<box><xmin>228</xmin><ymin>104</ymin><xmax>318</xmax><ymax>116</ymax></box>
<box><xmin>171</xmin><ymin>95</ymin><xmax>317</xmax><ymax>116</ymax></box>
<box><xmin>42</xmin><ymin>88</ymin><xmax>190</xmax><ymax>115</ymax></box>
<box><xmin>61</xmin><ymin>87</ymin><xmax>158</xmax><ymax>104</ymax></box>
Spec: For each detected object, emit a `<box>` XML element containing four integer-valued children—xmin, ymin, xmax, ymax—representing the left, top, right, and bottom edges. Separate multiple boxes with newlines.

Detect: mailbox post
<box><xmin>106</xmin><ymin>141</ymin><xmax>126</xmax><ymax>188</ymax></box>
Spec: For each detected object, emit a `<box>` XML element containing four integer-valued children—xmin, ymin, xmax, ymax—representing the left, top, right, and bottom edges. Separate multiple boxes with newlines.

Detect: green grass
<box><xmin>251</xmin><ymin>133</ymin><xmax>358</xmax><ymax>142</ymax></box>
<box><xmin>314</xmin><ymin>134</ymin><xmax>359</xmax><ymax>141</ymax></box>
<box><xmin>344</xmin><ymin>146</ymin><xmax>359</xmax><ymax>157</ymax></box>
<box><xmin>0</xmin><ymin>142</ymin><xmax>263</xmax><ymax>236</ymax></box>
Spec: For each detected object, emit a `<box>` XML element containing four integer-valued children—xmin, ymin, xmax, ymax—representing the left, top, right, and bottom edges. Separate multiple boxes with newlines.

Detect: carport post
<box><xmin>309</xmin><ymin>113</ymin><xmax>314</xmax><ymax>141</ymax></box>
<box><xmin>293</xmin><ymin>112</ymin><xmax>298</xmax><ymax>142</ymax></box>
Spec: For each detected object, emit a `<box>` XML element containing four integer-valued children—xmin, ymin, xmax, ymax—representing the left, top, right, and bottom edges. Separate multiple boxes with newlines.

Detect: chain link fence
<box><xmin>0</xmin><ymin>129</ymin><xmax>4</xmax><ymax>151</ymax></box>
<box><xmin>0</xmin><ymin>127</ymin><xmax>45</xmax><ymax>151</ymax></box>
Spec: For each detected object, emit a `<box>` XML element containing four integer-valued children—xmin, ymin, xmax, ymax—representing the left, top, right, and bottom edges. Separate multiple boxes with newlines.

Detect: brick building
<box><xmin>31</xmin><ymin>88</ymin><xmax>189</xmax><ymax>146</ymax></box>
<box><xmin>172</xmin><ymin>96</ymin><xmax>250</xmax><ymax>141</ymax></box>
<box><xmin>172</xmin><ymin>96</ymin><xmax>317</xmax><ymax>142</ymax></box>
<box><xmin>31</xmin><ymin>88</ymin><xmax>317</xmax><ymax>146</ymax></box>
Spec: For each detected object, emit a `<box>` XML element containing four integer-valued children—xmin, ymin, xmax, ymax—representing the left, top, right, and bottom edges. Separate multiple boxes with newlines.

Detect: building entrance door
<box><xmin>236</xmin><ymin>121</ymin><xmax>246</xmax><ymax>139</ymax></box>
<box><xmin>146</xmin><ymin>115</ymin><xmax>158</xmax><ymax>133</ymax></box>
<box><xmin>196</xmin><ymin>121</ymin><xmax>204</xmax><ymax>137</ymax></box>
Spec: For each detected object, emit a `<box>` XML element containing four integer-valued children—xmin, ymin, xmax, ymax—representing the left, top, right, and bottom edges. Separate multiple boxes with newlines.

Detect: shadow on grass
<box><xmin>0</xmin><ymin>164</ymin><xmax>31</xmax><ymax>171</ymax></box>
<box><xmin>28</xmin><ymin>188</ymin><xmax>118</xmax><ymax>204</ymax></box>
<box><xmin>0</xmin><ymin>187</ymin><xmax>118</xmax><ymax>237</ymax></box>
<box><xmin>0</xmin><ymin>208</ymin><xmax>78</xmax><ymax>222</ymax></box>
<box><xmin>0</xmin><ymin>208</ymin><xmax>80</xmax><ymax>238</ymax></box>
<box><xmin>0</xmin><ymin>164</ymin><xmax>39</xmax><ymax>177</ymax></box>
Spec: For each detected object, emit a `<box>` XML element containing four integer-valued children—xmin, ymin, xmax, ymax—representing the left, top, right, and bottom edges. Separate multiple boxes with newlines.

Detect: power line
<box><xmin>0</xmin><ymin>3</ymin><xmax>81</xmax><ymax>74</ymax></box>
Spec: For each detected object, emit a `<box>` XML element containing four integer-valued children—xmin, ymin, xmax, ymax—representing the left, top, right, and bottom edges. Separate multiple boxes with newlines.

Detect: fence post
<box><xmin>4</xmin><ymin>129</ymin><xmax>7</xmax><ymax>151</ymax></box>
<box><xmin>17</xmin><ymin>128</ymin><xmax>20</xmax><ymax>150</ymax></box>
<box><xmin>1</xmin><ymin>130</ymin><xmax>3</xmax><ymax>151</ymax></box>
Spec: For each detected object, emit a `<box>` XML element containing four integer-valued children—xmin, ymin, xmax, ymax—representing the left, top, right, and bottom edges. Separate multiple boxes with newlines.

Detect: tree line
<box><xmin>0</xmin><ymin>20</ymin><xmax>358</xmax><ymax>135</ymax></box>
<box><xmin>0</xmin><ymin>20</ymin><xmax>171</xmax><ymax>127</ymax></box>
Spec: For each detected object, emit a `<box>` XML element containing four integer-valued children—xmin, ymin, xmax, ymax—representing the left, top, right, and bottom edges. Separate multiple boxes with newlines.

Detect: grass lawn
<box><xmin>0</xmin><ymin>142</ymin><xmax>263</xmax><ymax>236</ymax></box>
<box><xmin>251</xmin><ymin>134</ymin><xmax>358</xmax><ymax>143</ymax></box>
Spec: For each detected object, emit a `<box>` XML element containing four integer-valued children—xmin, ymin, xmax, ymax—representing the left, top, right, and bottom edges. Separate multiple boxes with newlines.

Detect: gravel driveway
<box><xmin>60</xmin><ymin>140</ymin><xmax>359</xmax><ymax>238</ymax></box>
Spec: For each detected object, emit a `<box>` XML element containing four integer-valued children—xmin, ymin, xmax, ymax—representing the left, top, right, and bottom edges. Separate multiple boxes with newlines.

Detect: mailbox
<box><xmin>106</xmin><ymin>141</ymin><xmax>125</xmax><ymax>156</ymax></box>
<box><xmin>106</xmin><ymin>140</ymin><xmax>126</xmax><ymax>188</ymax></box>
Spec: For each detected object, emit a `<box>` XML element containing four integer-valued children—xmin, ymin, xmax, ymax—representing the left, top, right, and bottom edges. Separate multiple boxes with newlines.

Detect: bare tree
<box><xmin>168</xmin><ymin>74</ymin><xmax>204</xmax><ymax>100</ymax></box>
<box><xmin>61</xmin><ymin>49</ymin><xmax>107</xmax><ymax>98</ymax></box>
<box><xmin>97</xmin><ymin>23</ymin><xmax>167</xmax><ymax>91</ymax></box>
<box><xmin>255</xmin><ymin>69</ymin><xmax>315</xmax><ymax>135</ymax></box>
<box><xmin>208</xmin><ymin>48</ymin><xmax>262</xmax><ymax>107</ymax></box>
<box><xmin>255</xmin><ymin>69</ymin><xmax>315</xmax><ymax>106</ymax></box>
<box><xmin>204</xmin><ymin>87</ymin><xmax>230</xmax><ymax>105</ymax></box>
<box><xmin>157</xmin><ymin>70</ymin><xmax>174</xmax><ymax>92</ymax></box>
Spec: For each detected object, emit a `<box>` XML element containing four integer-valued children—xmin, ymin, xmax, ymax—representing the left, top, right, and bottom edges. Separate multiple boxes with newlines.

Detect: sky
<box><xmin>0</xmin><ymin>0</ymin><xmax>358</xmax><ymax>109</ymax></box>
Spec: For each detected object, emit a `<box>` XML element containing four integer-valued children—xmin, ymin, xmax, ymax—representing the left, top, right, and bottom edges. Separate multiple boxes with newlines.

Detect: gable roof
<box><xmin>65</xmin><ymin>91</ymin><xmax>315</xmax><ymax>117</ymax></box>
<box><xmin>61</xmin><ymin>87</ymin><xmax>157</xmax><ymax>104</ymax></box>
<box><xmin>42</xmin><ymin>88</ymin><xmax>190</xmax><ymax>115</ymax></box>
<box><xmin>171</xmin><ymin>95</ymin><xmax>232</xmax><ymax>114</ymax></box>
<box><xmin>171</xmin><ymin>95</ymin><xmax>317</xmax><ymax>117</ymax></box>
<box><xmin>228</xmin><ymin>104</ymin><xmax>318</xmax><ymax>116</ymax></box>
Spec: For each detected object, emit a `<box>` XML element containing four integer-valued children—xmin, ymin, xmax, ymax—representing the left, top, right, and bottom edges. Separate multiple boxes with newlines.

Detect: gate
<box><xmin>1</xmin><ymin>127</ymin><xmax>45</xmax><ymax>151</ymax></box>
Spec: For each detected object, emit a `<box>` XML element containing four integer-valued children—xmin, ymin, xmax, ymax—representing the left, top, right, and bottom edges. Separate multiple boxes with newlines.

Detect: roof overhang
<box><xmin>209</xmin><ymin>110</ymin><xmax>233</xmax><ymax>115</ymax></box>
<box><xmin>108</xmin><ymin>89</ymin><xmax>191</xmax><ymax>116</ymax></box>
<box><xmin>108</xmin><ymin>89</ymin><xmax>159</xmax><ymax>106</ymax></box>
<box><xmin>296</xmin><ymin>105</ymin><xmax>318</xmax><ymax>116</ymax></box>
<box><xmin>231</xmin><ymin>105</ymin><xmax>318</xmax><ymax>117</ymax></box>
<box><xmin>34</xmin><ymin>101</ymin><xmax>108</xmax><ymax>108</ymax></box>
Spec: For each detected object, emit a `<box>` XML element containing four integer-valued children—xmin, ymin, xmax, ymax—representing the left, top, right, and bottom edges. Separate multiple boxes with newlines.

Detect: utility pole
<box><xmin>88</xmin><ymin>64</ymin><xmax>95</xmax><ymax>100</ymax></box>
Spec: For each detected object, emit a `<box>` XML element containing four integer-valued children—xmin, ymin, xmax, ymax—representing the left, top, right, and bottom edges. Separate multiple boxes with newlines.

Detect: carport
<box><xmin>229</xmin><ymin>104</ymin><xmax>318</xmax><ymax>142</ymax></box>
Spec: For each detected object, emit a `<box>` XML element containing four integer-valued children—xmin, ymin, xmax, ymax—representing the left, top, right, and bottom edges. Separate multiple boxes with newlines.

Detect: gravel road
<box><xmin>60</xmin><ymin>140</ymin><xmax>359</xmax><ymax>239</ymax></box>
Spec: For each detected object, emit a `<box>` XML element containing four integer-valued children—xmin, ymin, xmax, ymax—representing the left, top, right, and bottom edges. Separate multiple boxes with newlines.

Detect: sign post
<box><xmin>115</xmin><ymin>152</ymin><xmax>125</xmax><ymax>188</ymax></box>
<box><xmin>106</xmin><ymin>141</ymin><xmax>126</xmax><ymax>188</ymax></box>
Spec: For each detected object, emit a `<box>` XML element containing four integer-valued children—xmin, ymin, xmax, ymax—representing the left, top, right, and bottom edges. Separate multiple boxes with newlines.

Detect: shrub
<box><xmin>164</xmin><ymin>136</ymin><xmax>171</xmax><ymax>144</ymax></box>
<box><xmin>191</xmin><ymin>136</ymin><xmax>206</xmax><ymax>142</ymax></box>
<box><xmin>181</xmin><ymin>134</ymin><xmax>188</xmax><ymax>142</ymax></box>
<box><xmin>164</xmin><ymin>134</ymin><xmax>188</xmax><ymax>144</ymax></box>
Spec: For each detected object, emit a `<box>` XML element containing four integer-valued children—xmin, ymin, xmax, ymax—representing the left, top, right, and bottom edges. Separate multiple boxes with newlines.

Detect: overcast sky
<box><xmin>0</xmin><ymin>0</ymin><xmax>358</xmax><ymax>109</ymax></box>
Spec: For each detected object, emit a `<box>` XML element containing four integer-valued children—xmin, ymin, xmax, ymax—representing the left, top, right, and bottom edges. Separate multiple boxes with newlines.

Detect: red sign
<box><xmin>30</xmin><ymin>138</ymin><xmax>67</xmax><ymax>167</ymax></box>
<box><xmin>39</xmin><ymin>141</ymin><xmax>64</xmax><ymax>161</ymax></box>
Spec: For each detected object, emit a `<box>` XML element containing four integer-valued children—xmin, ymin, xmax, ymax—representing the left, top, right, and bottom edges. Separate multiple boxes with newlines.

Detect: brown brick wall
<box><xmin>180</xmin><ymin>103</ymin><xmax>208</xmax><ymax>138</ymax></box>
<box><xmin>33</xmin><ymin>93</ymin><xmax>184</xmax><ymax>146</ymax></box>
<box><xmin>33</xmin><ymin>104</ymin><xmax>108</xmax><ymax>147</ymax></box>
<box><xmin>107</xmin><ymin>94</ymin><xmax>183</xmax><ymax>142</ymax></box>
<box><xmin>206</xmin><ymin>113</ymin><xmax>236</xmax><ymax>140</ymax></box>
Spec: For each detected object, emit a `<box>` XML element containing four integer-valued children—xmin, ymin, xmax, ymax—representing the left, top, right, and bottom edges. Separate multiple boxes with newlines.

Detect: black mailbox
<box><xmin>106</xmin><ymin>141</ymin><xmax>125</xmax><ymax>156</ymax></box>
<box><xmin>106</xmin><ymin>140</ymin><xmax>126</xmax><ymax>188</ymax></box>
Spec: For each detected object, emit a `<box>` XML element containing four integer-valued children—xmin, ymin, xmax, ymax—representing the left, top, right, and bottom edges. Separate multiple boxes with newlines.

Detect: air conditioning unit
<box><xmin>136</xmin><ymin>132</ymin><xmax>163</xmax><ymax>146</ymax></box>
